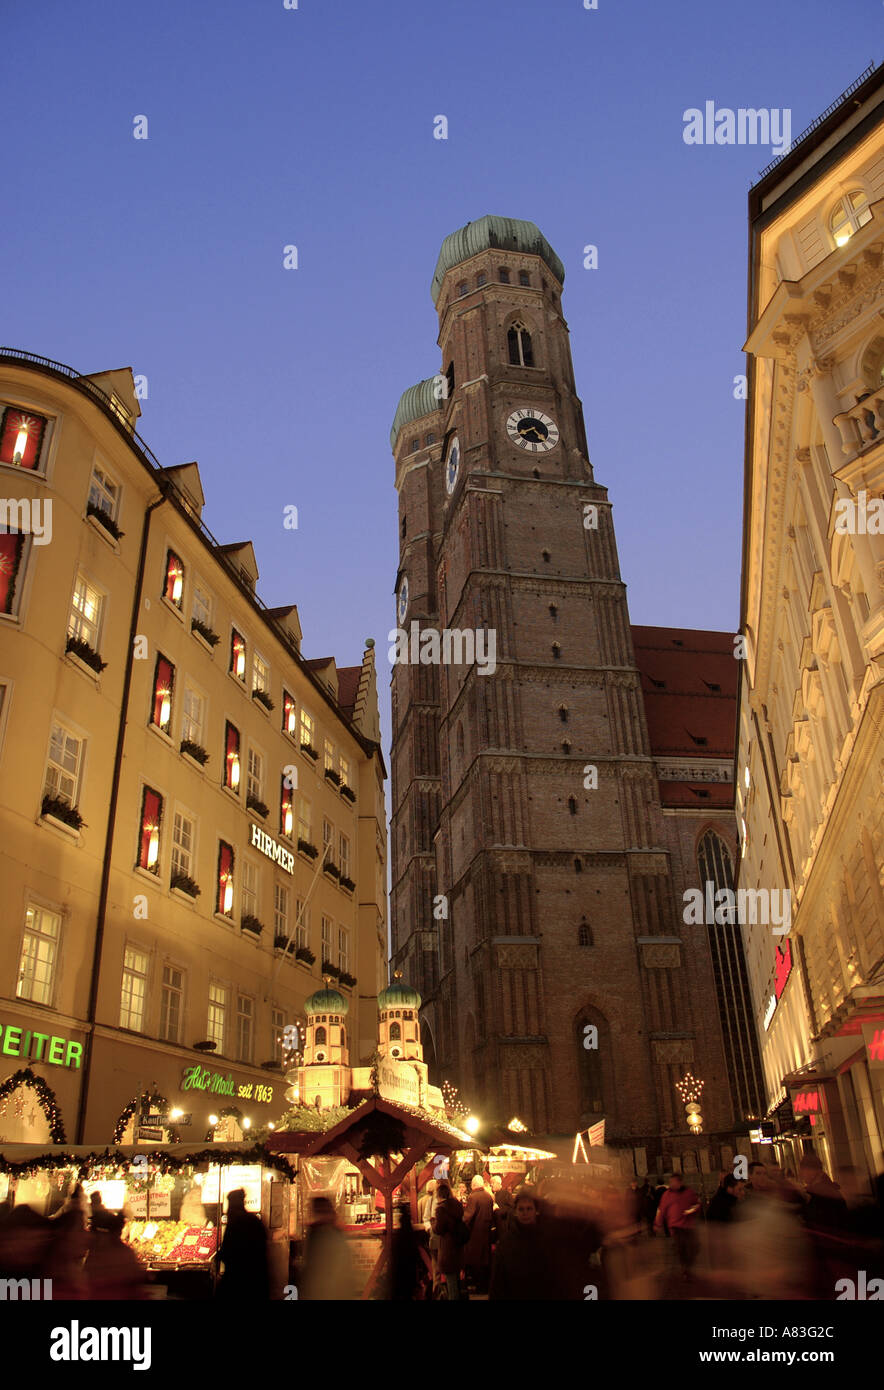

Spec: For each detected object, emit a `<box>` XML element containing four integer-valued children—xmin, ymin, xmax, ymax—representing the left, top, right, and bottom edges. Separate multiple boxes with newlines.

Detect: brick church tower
<box><xmin>390</xmin><ymin>216</ymin><xmax>731</xmax><ymax>1146</ymax></box>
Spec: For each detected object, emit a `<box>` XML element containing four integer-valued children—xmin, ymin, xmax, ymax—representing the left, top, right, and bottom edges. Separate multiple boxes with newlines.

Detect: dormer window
<box><xmin>508</xmin><ymin>322</ymin><xmax>534</xmax><ymax>367</ymax></box>
<box><xmin>830</xmin><ymin>190</ymin><xmax>871</xmax><ymax>247</ymax></box>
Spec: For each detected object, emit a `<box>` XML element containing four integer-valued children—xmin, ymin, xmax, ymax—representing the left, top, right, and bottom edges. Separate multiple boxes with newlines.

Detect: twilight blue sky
<box><xmin>2</xmin><ymin>0</ymin><xmax>876</xmax><ymax>759</ymax></box>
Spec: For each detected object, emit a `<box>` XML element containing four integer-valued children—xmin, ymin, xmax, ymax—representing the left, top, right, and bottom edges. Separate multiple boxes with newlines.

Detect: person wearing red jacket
<box><xmin>654</xmin><ymin>1173</ymin><xmax>700</xmax><ymax>1280</ymax></box>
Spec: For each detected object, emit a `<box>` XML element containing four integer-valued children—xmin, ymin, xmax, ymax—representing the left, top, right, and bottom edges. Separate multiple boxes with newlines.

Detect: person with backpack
<box><xmin>432</xmin><ymin>1181</ymin><xmax>466</xmax><ymax>1300</ymax></box>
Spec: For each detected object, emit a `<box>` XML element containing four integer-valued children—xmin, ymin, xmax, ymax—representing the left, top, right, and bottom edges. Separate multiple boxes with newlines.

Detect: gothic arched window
<box><xmin>390</xmin><ymin>1021</ymin><xmax>401</xmax><ymax>1041</ymax></box>
<box><xmin>314</xmin><ymin>1026</ymin><xmax>327</xmax><ymax>1047</ymax></box>
<box><xmin>575</xmin><ymin>1009</ymin><xmax>607</xmax><ymax>1115</ymax></box>
<box><xmin>697</xmin><ymin>829</ymin><xmax>734</xmax><ymax>897</ymax></box>
<box><xmin>508</xmin><ymin>322</ymin><xmax>534</xmax><ymax>368</ymax></box>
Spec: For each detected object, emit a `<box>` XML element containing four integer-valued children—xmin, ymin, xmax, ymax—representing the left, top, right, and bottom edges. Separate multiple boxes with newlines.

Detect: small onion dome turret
<box><xmin>305</xmin><ymin>987</ymin><xmax>349</xmax><ymax>1016</ymax></box>
<box><xmin>378</xmin><ymin>980</ymin><xmax>422</xmax><ymax>1012</ymax></box>
<box><xmin>390</xmin><ymin>377</ymin><xmax>441</xmax><ymax>450</ymax></box>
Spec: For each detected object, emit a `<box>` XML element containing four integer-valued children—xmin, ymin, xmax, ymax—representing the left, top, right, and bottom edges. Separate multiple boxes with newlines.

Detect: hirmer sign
<box><xmin>250</xmin><ymin>823</ymin><xmax>294</xmax><ymax>874</ymax></box>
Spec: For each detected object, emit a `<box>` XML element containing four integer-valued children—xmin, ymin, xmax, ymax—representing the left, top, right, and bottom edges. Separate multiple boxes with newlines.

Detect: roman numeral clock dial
<box><xmin>506</xmin><ymin>408</ymin><xmax>559</xmax><ymax>452</ymax></box>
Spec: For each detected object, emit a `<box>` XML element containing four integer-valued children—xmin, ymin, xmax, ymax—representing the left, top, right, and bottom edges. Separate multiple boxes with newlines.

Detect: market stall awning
<box><xmin>267</xmin><ymin>1096</ymin><xmax>477</xmax><ymax>1158</ymax></box>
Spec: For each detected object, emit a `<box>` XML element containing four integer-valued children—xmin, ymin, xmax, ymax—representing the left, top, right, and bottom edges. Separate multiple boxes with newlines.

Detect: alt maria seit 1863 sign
<box><xmin>180</xmin><ymin>1064</ymin><xmax>275</xmax><ymax>1104</ymax></box>
<box><xmin>250</xmin><ymin>823</ymin><xmax>294</xmax><ymax>874</ymax></box>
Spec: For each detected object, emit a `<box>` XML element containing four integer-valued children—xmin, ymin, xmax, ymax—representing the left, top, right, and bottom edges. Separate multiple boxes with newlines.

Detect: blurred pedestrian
<box><xmin>432</xmin><ymin>1181</ymin><xmax>466</xmax><ymax>1300</ymax></box>
<box><xmin>216</xmin><ymin>1188</ymin><xmax>269</xmax><ymax>1301</ymax></box>
<box><xmin>463</xmin><ymin>1174</ymin><xmax>494</xmax><ymax>1295</ymax></box>
<box><xmin>389</xmin><ymin>1202</ymin><xmax>424</xmax><ymax>1300</ymax></box>
<box><xmin>300</xmin><ymin>1195</ymin><xmax>359</xmax><ymax>1300</ymax></box>
<box><xmin>46</xmin><ymin>1204</ymin><xmax>89</xmax><ymax>1299</ymax></box>
<box><xmin>491</xmin><ymin>1175</ymin><xmax>514</xmax><ymax>1241</ymax></box>
<box><xmin>490</xmin><ymin>1186</ymin><xmax>559</xmax><ymax>1300</ymax></box>
<box><xmin>86</xmin><ymin>1212</ymin><xmax>146</xmax><ymax>1299</ymax></box>
<box><xmin>654</xmin><ymin>1173</ymin><xmax>700</xmax><ymax>1281</ymax></box>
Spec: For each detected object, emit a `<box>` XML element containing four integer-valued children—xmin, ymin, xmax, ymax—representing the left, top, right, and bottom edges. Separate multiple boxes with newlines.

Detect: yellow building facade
<box><xmin>0</xmin><ymin>350</ymin><xmax>387</xmax><ymax>1147</ymax></box>
<box><xmin>736</xmin><ymin>65</ymin><xmax>884</xmax><ymax>1180</ymax></box>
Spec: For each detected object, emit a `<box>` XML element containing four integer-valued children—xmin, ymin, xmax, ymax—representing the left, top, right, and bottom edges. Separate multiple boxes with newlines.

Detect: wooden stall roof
<box><xmin>267</xmin><ymin>1096</ymin><xmax>478</xmax><ymax>1158</ymax></box>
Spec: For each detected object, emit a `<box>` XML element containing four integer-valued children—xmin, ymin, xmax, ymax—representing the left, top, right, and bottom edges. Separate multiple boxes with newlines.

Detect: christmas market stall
<box><xmin>0</xmin><ymin>1141</ymin><xmax>294</xmax><ymax>1297</ymax></box>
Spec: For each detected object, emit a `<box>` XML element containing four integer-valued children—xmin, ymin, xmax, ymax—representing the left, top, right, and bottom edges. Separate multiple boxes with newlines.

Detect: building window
<box><xmin>499</xmin><ymin>267</ymin><xmax>510</xmax><ymax>284</ymax></box>
<box><xmin>229</xmin><ymin>629</ymin><xmax>246</xmax><ymax>682</ymax></box>
<box><xmin>224</xmin><ymin>722</ymin><xmax>241</xmax><ymax>791</ymax></box>
<box><xmin>576</xmin><ymin>1010</ymin><xmax>606</xmax><ymax>1114</ymax></box>
<box><xmin>88</xmin><ymin>464</ymin><xmax>120</xmax><ymax>524</ymax></box>
<box><xmin>297</xmin><ymin>797</ymin><xmax>312</xmax><ymax>845</ymax></box>
<box><xmin>282</xmin><ymin>690</ymin><xmax>297</xmax><ymax>738</ymax></box>
<box><xmin>508</xmin><ymin>322</ymin><xmax>534</xmax><ymax>367</ymax></box>
<box><xmin>411</xmin><ymin>438</ymin><xmax>419</xmax><ymax>453</ymax></box>
<box><xmin>339</xmin><ymin>754</ymin><xmax>351</xmax><ymax>790</ymax></box>
<box><xmin>171</xmin><ymin>809</ymin><xmax>195</xmax><ymax>880</ymax></box>
<box><xmin>324</xmin><ymin>738</ymin><xmax>335</xmax><ymax>774</ymax></box>
<box><xmin>191</xmin><ymin>580</ymin><xmax>212</xmax><ymax>633</ymax></box>
<box><xmin>181</xmin><ymin>683</ymin><xmax>205</xmax><ymax>746</ymax></box>
<box><xmin>552</xmin><ymin>642</ymin><xmax>561</xmax><ymax>659</ymax></box>
<box><xmin>322</xmin><ymin>818</ymin><xmax>333</xmax><ymax>857</ymax></box>
<box><xmin>17</xmin><ymin>904</ymin><xmax>60</xmax><ymax>1005</ymax></box>
<box><xmin>43</xmin><ymin>720</ymin><xmax>84</xmax><ymax>810</ymax></box>
<box><xmin>159</xmin><ymin>964</ymin><xmax>183</xmax><ymax>1043</ymax></box>
<box><xmin>321</xmin><ymin>915</ymin><xmax>333</xmax><ymax>963</ymax></box>
<box><xmin>120</xmin><ymin>947</ymin><xmax>149</xmax><ymax>1032</ymax></box>
<box><xmin>390</xmin><ymin>1020</ymin><xmax>401</xmax><ymax>1042</ymax></box>
<box><xmin>830</xmin><ymin>190</ymin><xmax>872</xmax><ymax>247</ymax></box>
<box><xmin>458</xmin><ymin>281</ymin><xmax>468</xmax><ymax>297</ymax></box>
<box><xmin>163</xmin><ymin>550</ymin><xmax>185</xmax><ymax>608</ymax></box>
<box><xmin>68</xmin><ymin>574</ymin><xmax>104</xmax><ymax>654</ymax></box>
<box><xmin>241</xmin><ymin>859</ymin><xmax>259</xmax><ymax>919</ymax></box>
<box><xmin>150</xmin><ymin>654</ymin><xmax>175</xmax><ymax>733</ymax></box>
<box><xmin>314</xmin><ymin>1025</ymin><xmax>327</xmax><ymax>1048</ymax></box>
<box><xmin>296</xmin><ymin>898</ymin><xmax>310</xmax><ymax>949</ymax></box>
<box><xmin>272</xmin><ymin>1006</ymin><xmax>287</xmax><ymax>1065</ymax></box>
<box><xmin>236</xmin><ymin>995</ymin><xmax>254</xmax><ymax>1063</ymax></box>
<box><xmin>137</xmin><ymin>786</ymin><xmax>164</xmax><ymax>873</ymax></box>
<box><xmin>425</xmin><ymin>433</ymin><xmax>436</xmax><ymax>446</ymax></box>
<box><xmin>578</xmin><ymin>921</ymin><xmax>593</xmax><ymax>947</ymax></box>
<box><xmin>476</xmin><ymin>272</ymin><xmax>486</xmax><ymax>287</ymax></box>
<box><xmin>247</xmin><ymin>746</ymin><xmax>265</xmax><ymax>803</ymax></box>
<box><xmin>518</xmin><ymin>270</ymin><xmax>530</xmax><ymax>287</ymax></box>
<box><xmin>300</xmin><ymin>708</ymin><xmax>314</xmax><ymax>751</ymax></box>
<box><xmin>338</xmin><ymin>927</ymin><xmax>349</xmax><ymax>975</ymax></box>
<box><xmin>207</xmin><ymin>982</ymin><xmax>229</xmax><ymax>1050</ymax></box>
<box><xmin>339</xmin><ymin>833</ymin><xmax>350</xmax><ymax>881</ymax></box>
<box><xmin>217</xmin><ymin>841</ymin><xmax>235</xmax><ymax>917</ymax></box>
<box><xmin>0</xmin><ymin>529</ymin><xmax>27</xmax><ymax>617</ymax></box>
<box><xmin>280</xmin><ymin>776</ymin><xmax>294</xmax><ymax>838</ymax></box>
<box><xmin>0</xmin><ymin>406</ymin><xmax>48</xmax><ymax>470</ymax></box>
<box><xmin>274</xmin><ymin>882</ymin><xmax>290</xmax><ymax>940</ymax></box>
<box><xmin>559</xmin><ymin>705</ymin><xmax>568</xmax><ymax>722</ymax></box>
<box><xmin>253</xmin><ymin>651</ymin><xmax>270</xmax><ymax>696</ymax></box>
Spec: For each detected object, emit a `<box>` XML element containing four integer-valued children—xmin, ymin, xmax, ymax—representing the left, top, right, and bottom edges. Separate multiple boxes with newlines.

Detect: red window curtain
<box><xmin>164</xmin><ymin>550</ymin><xmax>184</xmax><ymax>606</ymax></box>
<box><xmin>0</xmin><ymin>409</ymin><xmax>47</xmax><ymax>470</ymax></box>
<box><xmin>217</xmin><ymin>841</ymin><xmax>234</xmax><ymax>914</ymax></box>
<box><xmin>281</xmin><ymin>776</ymin><xmax>293</xmax><ymax>837</ymax></box>
<box><xmin>0</xmin><ymin>531</ymin><xmax>25</xmax><ymax>614</ymax></box>
<box><xmin>225</xmin><ymin>722</ymin><xmax>240</xmax><ymax>788</ymax></box>
<box><xmin>151</xmin><ymin>655</ymin><xmax>174</xmax><ymax>729</ymax></box>
<box><xmin>282</xmin><ymin>691</ymin><xmax>296</xmax><ymax>736</ymax></box>
<box><xmin>138</xmin><ymin>786</ymin><xmax>163</xmax><ymax>872</ymax></box>
<box><xmin>230</xmin><ymin>629</ymin><xmax>246</xmax><ymax>679</ymax></box>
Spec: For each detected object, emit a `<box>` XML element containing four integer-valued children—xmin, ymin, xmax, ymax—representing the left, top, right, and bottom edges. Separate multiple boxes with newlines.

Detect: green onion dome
<box><xmin>378</xmin><ymin>980</ymin><xmax>422</xmax><ymax>1011</ymax></box>
<box><xmin>305</xmin><ymin>987</ymin><xmax>348</xmax><ymax>1016</ymax></box>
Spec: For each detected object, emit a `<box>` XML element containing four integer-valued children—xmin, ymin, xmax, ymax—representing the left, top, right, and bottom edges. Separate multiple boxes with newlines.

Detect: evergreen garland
<box><xmin>0</xmin><ymin>1068</ymin><xmax>66</xmax><ymax>1143</ymax></box>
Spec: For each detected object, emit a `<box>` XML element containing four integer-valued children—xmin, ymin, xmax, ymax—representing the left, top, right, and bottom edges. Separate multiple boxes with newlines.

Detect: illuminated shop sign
<box><xmin>250</xmin><ymin>823</ymin><xmax>294</xmax><ymax>874</ymax></box>
<box><xmin>862</xmin><ymin>1022</ymin><xmax>884</xmax><ymax>1071</ymax></box>
<box><xmin>0</xmin><ymin>1020</ymin><xmax>82</xmax><ymax>1068</ymax></box>
<box><xmin>763</xmin><ymin>941</ymin><xmax>793</xmax><ymax>1031</ymax></box>
<box><xmin>180</xmin><ymin>1064</ymin><xmax>274</xmax><ymax>1104</ymax></box>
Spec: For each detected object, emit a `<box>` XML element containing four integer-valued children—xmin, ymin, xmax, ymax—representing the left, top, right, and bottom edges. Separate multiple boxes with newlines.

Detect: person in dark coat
<box><xmin>389</xmin><ymin>1203</ymin><xmax>424</xmax><ymax>1300</ymax></box>
<box><xmin>489</xmin><ymin>1187</ymin><xmax>558</xmax><ymax>1300</ymax></box>
<box><xmin>707</xmin><ymin>1174</ymin><xmax>740</xmax><ymax>1223</ymax></box>
<box><xmin>216</xmin><ymin>1188</ymin><xmax>270</xmax><ymax>1300</ymax></box>
<box><xmin>491</xmin><ymin>1176</ymin><xmax>514</xmax><ymax>1242</ymax></box>
<box><xmin>432</xmin><ymin>1182</ymin><xmax>465</xmax><ymax>1300</ymax></box>
<box><xmin>463</xmin><ymin>1175</ymin><xmax>494</xmax><ymax>1294</ymax></box>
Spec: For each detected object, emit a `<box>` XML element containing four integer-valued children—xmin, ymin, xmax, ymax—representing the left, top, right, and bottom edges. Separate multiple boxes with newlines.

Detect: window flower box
<box><xmin>323</xmin><ymin>861</ymin><xmax>340</xmax><ymax>880</ymax></box>
<box><xmin>274</xmin><ymin>933</ymin><xmax>292</xmax><ymax>952</ymax></box>
<box><xmin>340</xmin><ymin>875</ymin><xmax>356</xmax><ymax>894</ymax></box>
<box><xmin>193</xmin><ymin>1040</ymin><xmax>217</xmax><ymax>1053</ymax></box>
<box><xmin>295</xmin><ymin>946</ymin><xmax>316</xmax><ymax>965</ymax></box>
<box><xmin>339</xmin><ymin>971</ymin><xmax>357</xmax><ymax>988</ymax></box>
<box><xmin>324</xmin><ymin>767</ymin><xmax>341</xmax><ymax>786</ymax></box>
<box><xmin>191</xmin><ymin>617</ymin><xmax>220</xmax><ymax>647</ymax></box>
<box><xmin>340</xmin><ymin>783</ymin><xmax>356</xmax><ymax>803</ymax></box>
<box><xmin>65</xmin><ymin>635</ymin><xmax>107</xmax><ymax>673</ymax></box>
<box><xmin>321</xmin><ymin>960</ymin><xmax>340</xmax><ymax>979</ymax></box>
<box><xmin>300</xmin><ymin>742</ymin><xmax>318</xmax><ymax>761</ymax></box>
<box><xmin>241</xmin><ymin>914</ymin><xmax>264</xmax><ymax>936</ymax></box>
<box><xmin>298</xmin><ymin>839</ymin><xmax>319</xmax><ymax>860</ymax></box>
<box><xmin>252</xmin><ymin>688</ymin><xmax>274</xmax><ymax>712</ymax></box>
<box><xmin>170</xmin><ymin>870</ymin><xmax>201</xmax><ymax>899</ymax></box>
<box><xmin>41</xmin><ymin>794</ymin><xmax>84</xmax><ymax>830</ymax></box>
<box><xmin>86</xmin><ymin>501</ymin><xmax>124</xmax><ymax>540</ymax></box>
<box><xmin>247</xmin><ymin>793</ymin><xmax>269</xmax><ymax>818</ymax></box>
<box><xmin>180</xmin><ymin>738</ymin><xmax>209</xmax><ymax>766</ymax></box>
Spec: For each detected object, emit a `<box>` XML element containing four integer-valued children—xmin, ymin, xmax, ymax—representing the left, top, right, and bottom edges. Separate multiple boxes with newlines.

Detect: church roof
<box><xmin>390</xmin><ymin>377</ymin><xmax>440</xmax><ymax>449</ymax></box>
<box><xmin>305</xmin><ymin>987</ymin><xmax>349</xmax><ymax>1016</ymax></box>
<box><xmin>431</xmin><ymin>215</ymin><xmax>566</xmax><ymax>304</ymax></box>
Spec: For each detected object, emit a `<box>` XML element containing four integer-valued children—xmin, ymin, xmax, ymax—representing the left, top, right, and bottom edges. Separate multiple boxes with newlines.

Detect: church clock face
<box><xmin>397</xmin><ymin>576</ymin><xmax>409</xmax><ymax>624</ymax></box>
<box><xmin>506</xmin><ymin>408</ymin><xmax>559</xmax><ymax>452</ymax></box>
<box><xmin>445</xmin><ymin>435</ymin><xmax>460</xmax><ymax>495</ymax></box>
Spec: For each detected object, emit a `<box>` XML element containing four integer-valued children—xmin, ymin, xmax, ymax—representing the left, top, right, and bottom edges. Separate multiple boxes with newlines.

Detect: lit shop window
<box><xmin>159</xmin><ymin>964</ymin><xmax>183</xmax><ymax>1044</ymax></box>
<box><xmin>207</xmin><ymin>981</ymin><xmax>229</xmax><ymax>1049</ymax></box>
<box><xmin>0</xmin><ymin>529</ymin><xmax>27</xmax><ymax>617</ymax></box>
<box><xmin>43</xmin><ymin>721</ymin><xmax>84</xmax><ymax>810</ymax></box>
<box><xmin>230</xmin><ymin>629</ymin><xmax>247</xmax><ymax>682</ymax></box>
<box><xmin>282</xmin><ymin>690</ymin><xmax>297</xmax><ymax>737</ymax></box>
<box><xmin>217</xmin><ymin>842</ymin><xmax>235</xmax><ymax>917</ymax></box>
<box><xmin>281</xmin><ymin>777</ymin><xmax>294</xmax><ymax>838</ymax></box>
<box><xmin>224</xmin><ymin>722</ymin><xmax>241</xmax><ymax>791</ymax></box>
<box><xmin>120</xmin><ymin>946</ymin><xmax>149</xmax><ymax>1032</ymax></box>
<box><xmin>0</xmin><ymin>407</ymin><xmax>47</xmax><ymax>470</ymax></box>
<box><xmin>150</xmin><ymin>654</ymin><xmax>175</xmax><ymax>733</ymax></box>
<box><xmin>163</xmin><ymin>550</ymin><xmax>185</xmax><ymax>608</ymax></box>
<box><xmin>137</xmin><ymin>786</ymin><xmax>164</xmax><ymax>874</ymax></box>
<box><xmin>831</xmin><ymin>190</ymin><xmax>872</xmax><ymax>247</ymax></box>
<box><xmin>17</xmin><ymin>904</ymin><xmax>60</xmax><ymax>1006</ymax></box>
